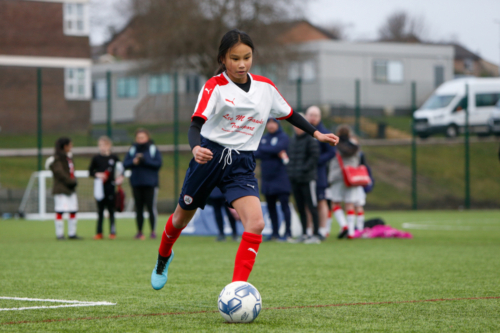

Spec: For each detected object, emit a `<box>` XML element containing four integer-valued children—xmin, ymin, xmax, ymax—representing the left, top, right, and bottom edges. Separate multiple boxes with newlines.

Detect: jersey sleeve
<box><xmin>192</xmin><ymin>80</ymin><xmax>219</xmax><ymax>121</ymax></box>
<box><xmin>270</xmin><ymin>86</ymin><xmax>293</xmax><ymax>120</ymax></box>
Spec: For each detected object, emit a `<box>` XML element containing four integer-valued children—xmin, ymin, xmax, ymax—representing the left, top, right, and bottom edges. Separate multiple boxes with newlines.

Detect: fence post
<box><xmin>411</xmin><ymin>81</ymin><xmax>417</xmax><ymax>210</ymax></box>
<box><xmin>106</xmin><ymin>70</ymin><xmax>113</xmax><ymax>139</ymax></box>
<box><xmin>296</xmin><ymin>77</ymin><xmax>302</xmax><ymax>113</ymax></box>
<box><xmin>37</xmin><ymin>67</ymin><xmax>42</xmax><ymax>171</ymax></box>
<box><xmin>173</xmin><ymin>72</ymin><xmax>180</xmax><ymax>198</ymax></box>
<box><xmin>355</xmin><ymin>79</ymin><xmax>360</xmax><ymax>135</ymax></box>
<box><xmin>464</xmin><ymin>84</ymin><xmax>471</xmax><ymax>209</ymax></box>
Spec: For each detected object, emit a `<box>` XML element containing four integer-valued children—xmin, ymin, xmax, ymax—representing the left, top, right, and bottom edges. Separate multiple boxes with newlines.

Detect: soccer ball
<box><xmin>218</xmin><ymin>281</ymin><xmax>262</xmax><ymax>323</ymax></box>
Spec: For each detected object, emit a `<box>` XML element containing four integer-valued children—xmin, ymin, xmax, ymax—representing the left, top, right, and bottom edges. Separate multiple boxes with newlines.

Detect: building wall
<box><xmin>0</xmin><ymin>66</ymin><xmax>90</xmax><ymax>134</ymax></box>
<box><xmin>278</xmin><ymin>40</ymin><xmax>454</xmax><ymax>113</ymax></box>
<box><xmin>0</xmin><ymin>0</ymin><xmax>89</xmax><ymax>58</ymax></box>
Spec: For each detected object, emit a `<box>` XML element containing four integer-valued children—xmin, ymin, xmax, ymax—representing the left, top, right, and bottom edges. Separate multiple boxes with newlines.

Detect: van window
<box><xmin>453</xmin><ymin>97</ymin><xmax>467</xmax><ymax>112</ymax></box>
<box><xmin>421</xmin><ymin>94</ymin><xmax>455</xmax><ymax>110</ymax></box>
<box><xmin>475</xmin><ymin>93</ymin><xmax>500</xmax><ymax>107</ymax></box>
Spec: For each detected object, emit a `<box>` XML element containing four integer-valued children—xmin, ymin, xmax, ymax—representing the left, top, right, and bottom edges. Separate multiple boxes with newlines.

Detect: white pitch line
<box><xmin>0</xmin><ymin>297</ymin><xmax>116</xmax><ymax>311</ymax></box>
<box><xmin>0</xmin><ymin>297</ymin><xmax>95</xmax><ymax>303</ymax></box>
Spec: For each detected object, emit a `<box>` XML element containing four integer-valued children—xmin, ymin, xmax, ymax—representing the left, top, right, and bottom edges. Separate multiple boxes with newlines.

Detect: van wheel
<box><xmin>418</xmin><ymin>133</ymin><xmax>429</xmax><ymax>139</ymax></box>
<box><xmin>445</xmin><ymin>125</ymin><xmax>458</xmax><ymax>138</ymax></box>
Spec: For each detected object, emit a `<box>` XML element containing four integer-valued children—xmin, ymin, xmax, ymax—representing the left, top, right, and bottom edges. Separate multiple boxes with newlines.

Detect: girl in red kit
<box><xmin>151</xmin><ymin>29</ymin><xmax>339</xmax><ymax>290</ymax></box>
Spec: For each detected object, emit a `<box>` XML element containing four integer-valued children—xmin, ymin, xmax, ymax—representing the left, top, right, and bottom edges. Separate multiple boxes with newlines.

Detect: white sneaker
<box><xmin>303</xmin><ymin>235</ymin><xmax>321</xmax><ymax>244</ymax></box>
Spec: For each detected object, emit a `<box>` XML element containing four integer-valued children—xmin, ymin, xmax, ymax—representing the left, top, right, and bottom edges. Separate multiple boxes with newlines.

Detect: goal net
<box><xmin>19</xmin><ymin>170</ymin><xmax>136</xmax><ymax>220</ymax></box>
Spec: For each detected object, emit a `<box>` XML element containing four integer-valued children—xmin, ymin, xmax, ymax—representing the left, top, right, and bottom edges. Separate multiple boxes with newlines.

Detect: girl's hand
<box><xmin>115</xmin><ymin>176</ymin><xmax>124</xmax><ymax>186</ymax></box>
<box><xmin>95</xmin><ymin>172</ymin><xmax>106</xmax><ymax>180</ymax></box>
<box><xmin>314</xmin><ymin>131</ymin><xmax>339</xmax><ymax>146</ymax></box>
<box><xmin>192</xmin><ymin>146</ymin><xmax>213</xmax><ymax>164</ymax></box>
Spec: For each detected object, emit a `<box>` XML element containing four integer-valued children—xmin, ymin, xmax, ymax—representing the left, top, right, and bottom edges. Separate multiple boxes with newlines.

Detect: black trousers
<box><xmin>207</xmin><ymin>197</ymin><xmax>237</xmax><ymax>236</ymax></box>
<box><xmin>265</xmin><ymin>194</ymin><xmax>291</xmax><ymax>238</ymax></box>
<box><xmin>291</xmin><ymin>181</ymin><xmax>319</xmax><ymax>236</ymax></box>
<box><xmin>96</xmin><ymin>195</ymin><xmax>115</xmax><ymax>235</ymax></box>
<box><xmin>133</xmin><ymin>186</ymin><xmax>157</xmax><ymax>233</ymax></box>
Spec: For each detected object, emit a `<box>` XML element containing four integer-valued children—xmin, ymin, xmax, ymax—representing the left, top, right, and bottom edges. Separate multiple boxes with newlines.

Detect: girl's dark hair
<box><xmin>54</xmin><ymin>137</ymin><xmax>71</xmax><ymax>156</ymax></box>
<box><xmin>216</xmin><ymin>29</ymin><xmax>254</xmax><ymax>75</ymax></box>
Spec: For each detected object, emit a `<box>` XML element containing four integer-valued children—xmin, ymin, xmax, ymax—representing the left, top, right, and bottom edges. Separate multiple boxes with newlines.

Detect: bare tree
<box><xmin>378</xmin><ymin>11</ymin><xmax>427</xmax><ymax>42</ymax></box>
<box><xmin>128</xmin><ymin>0</ymin><xmax>305</xmax><ymax>78</ymax></box>
<box><xmin>321</xmin><ymin>21</ymin><xmax>352</xmax><ymax>40</ymax></box>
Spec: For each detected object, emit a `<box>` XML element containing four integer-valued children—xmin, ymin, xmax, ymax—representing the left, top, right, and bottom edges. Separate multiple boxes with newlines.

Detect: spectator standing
<box><xmin>254</xmin><ymin>118</ymin><xmax>292</xmax><ymax>241</ymax></box>
<box><xmin>287</xmin><ymin>118</ymin><xmax>321</xmax><ymax>244</ymax></box>
<box><xmin>46</xmin><ymin>137</ymin><xmax>82</xmax><ymax>240</ymax></box>
<box><xmin>123</xmin><ymin>129</ymin><xmax>162</xmax><ymax>240</ymax></box>
<box><xmin>305</xmin><ymin>106</ymin><xmax>336</xmax><ymax>238</ymax></box>
<box><xmin>207</xmin><ymin>187</ymin><xmax>239</xmax><ymax>242</ymax></box>
<box><xmin>328</xmin><ymin>125</ymin><xmax>363</xmax><ymax>239</ymax></box>
<box><xmin>88</xmin><ymin>136</ymin><xmax>124</xmax><ymax>240</ymax></box>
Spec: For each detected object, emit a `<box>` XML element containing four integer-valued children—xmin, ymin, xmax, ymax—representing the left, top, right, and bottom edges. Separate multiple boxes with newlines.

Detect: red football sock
<box><xmin>232</xmin><ymin>232</ymin><xmax>262</xmax><ymax>282</ymax></box>
<box><xmin>158</xmin><ymin>214</ymin><xmax>185</xmax><ymax>257</ymax></box>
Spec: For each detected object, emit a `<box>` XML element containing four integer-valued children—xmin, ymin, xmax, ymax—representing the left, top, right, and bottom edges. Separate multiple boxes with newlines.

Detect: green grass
<box><xmin>1</xmin><ymin>210</ymin><xmax>500</xmax><ymax>332</ymax></box>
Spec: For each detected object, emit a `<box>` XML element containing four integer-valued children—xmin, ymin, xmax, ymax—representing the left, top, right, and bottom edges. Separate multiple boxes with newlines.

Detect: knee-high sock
<box><xmin>346</xmin><ymin>210</ymin><xmax>355</xmax><ymax>237</ymax></box>
<box><xmin>55</xmin><ymin>213</ymin><xmax>64</xmax><ymax>238</ymax></box>
<box><xmin>232</xmin><ymin>232</ymin><xmax>262</xmax><ymax>282</ymax></box>
<box><xmin>333</xmin><ymin>205</ymin><xmax>347</xmax><ymax>229</ymax></box>
<box><xmin>159</xmin><ymin>214</ymin><xmax>185</xmax><ymax>258</ymax></box>
<box><xmin>356</xmin><ymin>212</ymin><xmax>365</xmax><ymax>231</ymax></box>
<box><xmin>68</xmin><ymin>213</ymin><xmax>77</xmax><ymax>237</ymax></box>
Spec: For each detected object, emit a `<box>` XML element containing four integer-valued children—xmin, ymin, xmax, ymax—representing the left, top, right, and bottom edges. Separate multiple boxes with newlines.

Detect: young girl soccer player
<box><xmin>150</xmin><ymin>29</ymin><xmax>339</xmax><ymax>290</ymax></box>
<box><xmin>46</xmin><ymin>137</ymin><xmax>82</xmax><ymax>240</ymax></box>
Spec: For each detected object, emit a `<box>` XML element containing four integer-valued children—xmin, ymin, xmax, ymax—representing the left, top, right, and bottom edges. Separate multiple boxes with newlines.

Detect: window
<box><xmin>63</xmin><ymin>3</ymin><xmax>89</xmax><ymax>36</ymax></box>
<box><xmin>117</xmin><ymin>77</ymin><xmax>138</xmax><ymax>98</ymax></box>
<box><xmin>434</xmin><ymin>66</ymin><xmax>444</xmax><ymax>88</ymax></box>
<box><xmin>422</xmin><ymin>94</ymin><xmax>456</xmax><ymax>110</ymax></box>
<box><xmin>453</xmin><ymin>97</ymin><xmax>467</xmax><ymax>112</ymax></box>
<box><xmin>185</xmin><ymin>74</ymin><xmax>200</xmax><ymax>93</ymax></box>
<box><xmin>476</xmin><ymin>93</ymin><xmax>500</xmax><ymax>107</ymax></box>
<box><xmin>92</xmin><ymin>79</ymin><xmax>107</xmax><ymax>100</ymax></box>
<box><xmin>251</xmin><ymin>64</ymin><xmax>278</xmax><ymax>83</ymax></box>
<box><xmin>287</xmin><ymin>61</ymin><xmax>316</xmax><ymax>83</ymax></box>
<box><xmin>65</xmin><ymin>67</ymin><xmax>90</xmax><ymax>100</ymax></box>
<box><xmin>373</xmin><ymin>60</ymin><xmax>404</xmax><ymax>83</ymax></box>
<box><xmin>149</xmin><ymin>74</ymin><xmax>171</xmax><ymax>95</ymax></box>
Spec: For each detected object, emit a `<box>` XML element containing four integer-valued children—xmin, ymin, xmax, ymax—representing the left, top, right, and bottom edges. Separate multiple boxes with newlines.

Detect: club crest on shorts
<box><xmin>183</xmin><ymin>195</ymin><xmax>193</xmax><ymax>205</ymax></box>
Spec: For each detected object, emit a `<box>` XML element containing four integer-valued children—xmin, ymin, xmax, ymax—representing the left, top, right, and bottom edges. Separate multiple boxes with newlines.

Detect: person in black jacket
<box><xmin>123</xmin><ymin>129</ymin><xmax>162</xmax><ymax>240</ymax></box>
<box><xmin>89</xmin><ymin>136</ymin><xmax>124</xmax><ymax>240</ymax></box>
<box><xmin>254</xmin><ymin>118</ymin><xmax>292</xmax><ymax>241</ymax></box>
<box><xmin>287</xmin><ymin>117</ymin><xmax>321</xmax><ymax>244</ymax></box>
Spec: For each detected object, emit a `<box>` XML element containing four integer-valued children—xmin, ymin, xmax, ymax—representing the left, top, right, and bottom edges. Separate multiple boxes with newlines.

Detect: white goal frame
<box><xmin>19</xmin><ymin>170</ymin><xmax>136</xmax><ymax>220</ymax></box>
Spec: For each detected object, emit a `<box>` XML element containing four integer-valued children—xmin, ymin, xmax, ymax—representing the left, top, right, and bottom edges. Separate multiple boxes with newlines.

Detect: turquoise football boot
<box><xmin>151</xmin><ymin>251</ymin><xmax>174</xmax><ymax>290</ymax></box>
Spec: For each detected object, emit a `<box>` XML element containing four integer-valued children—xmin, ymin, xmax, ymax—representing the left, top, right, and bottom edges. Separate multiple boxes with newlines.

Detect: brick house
<box><xmin>0</xmin><ymin>0</ymin><xmax>92</xmax><ymax>134</ymax></box>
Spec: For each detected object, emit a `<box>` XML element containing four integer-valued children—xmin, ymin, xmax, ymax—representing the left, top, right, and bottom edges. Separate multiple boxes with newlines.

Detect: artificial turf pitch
<box><xmin>1</xmin><ymin>210</ymin><xmax>499</xmax><ymax>332</ymax></box>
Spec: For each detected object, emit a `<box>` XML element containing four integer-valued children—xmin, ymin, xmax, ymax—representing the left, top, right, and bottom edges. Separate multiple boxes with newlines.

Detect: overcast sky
<box><xmin>306</xmin><ymin>0</ymin><xmax>500</xmax><ymax>65</ymax></box>
<box><xmin>90</xmin><ymin>0</ymin><xmax>500</xmax><ymax>65</ymax></box>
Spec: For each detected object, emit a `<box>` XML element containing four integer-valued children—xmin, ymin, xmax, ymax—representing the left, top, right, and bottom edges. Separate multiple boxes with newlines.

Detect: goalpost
<box><xmin>19</xmin><ymin>170</ymin><xmax>136</xmax><ymax>220</ymax></box>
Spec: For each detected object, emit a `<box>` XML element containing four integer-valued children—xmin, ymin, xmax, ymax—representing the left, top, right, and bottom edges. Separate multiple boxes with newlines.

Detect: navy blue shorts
<box><xmin>179</xmin><ymin>138</ymin><xmax>260</xmax><ymax>210</ymax></box>
<box><xmin>317</xmin><ymin>186</ymin><xmax>327</xmax><ymax>202</ymax></box>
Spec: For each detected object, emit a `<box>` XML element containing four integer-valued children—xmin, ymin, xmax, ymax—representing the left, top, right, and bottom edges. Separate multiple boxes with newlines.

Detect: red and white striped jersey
<box><xmin>192</xmin><ymin>72</ymin><xmax>292</xmax><ymax>151</ymax></box>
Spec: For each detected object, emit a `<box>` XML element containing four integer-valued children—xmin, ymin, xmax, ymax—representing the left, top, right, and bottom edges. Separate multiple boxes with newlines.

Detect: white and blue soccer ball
<box><xmin>218</xmin><ymin>281</ymin><xmax>262</xmax><ymax>323</ymax></box>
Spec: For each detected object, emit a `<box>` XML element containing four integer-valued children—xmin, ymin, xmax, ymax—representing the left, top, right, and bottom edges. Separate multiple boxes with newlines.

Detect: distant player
<box><xmin>88</xmin><ymin>136</ymin><xmax>124</xmax><ymax>240</ymax></box>
<box><xmin>328</xmin><ymin>125</ymin><xmax>362</xmax><ymax>239</ymax></box>
<box><xmin>150</xmin><ymin>29</ymin><xmax>339</xmax><ymax>290</ymax></box>
<box><xmin>46</xmin><ymin>137</ymin><xmax>82</xmax><ymax>240</ymax></box>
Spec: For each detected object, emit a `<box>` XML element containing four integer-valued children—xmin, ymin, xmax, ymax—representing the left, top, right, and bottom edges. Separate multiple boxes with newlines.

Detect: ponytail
<box><xmin>216</xmin><ymin>63</ymin><xmax>226</xmax><ymax>75</ymax></box>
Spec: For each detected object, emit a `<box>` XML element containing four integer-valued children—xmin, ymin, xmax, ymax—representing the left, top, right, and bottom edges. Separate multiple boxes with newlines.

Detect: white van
<box><xmin>413</xmin><ymin>78</ymin><xmax>500</xmax><ymax>138</ymax></box>
<box><xmin>488</xmin><ymin>100</ymin><xmax>500</xmax><ymax>135</ymax></box>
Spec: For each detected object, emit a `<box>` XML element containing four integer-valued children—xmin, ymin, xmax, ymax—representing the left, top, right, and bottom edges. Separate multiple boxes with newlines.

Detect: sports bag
<box><xmin>337</xmin><ymin>154</ymin><xmax>372</xmax><ymax>187</ymax></box>
<box><xmin>115</xmin><ymin>185</ymin><xmax>126</xmax><ymax>212</ymax></box>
